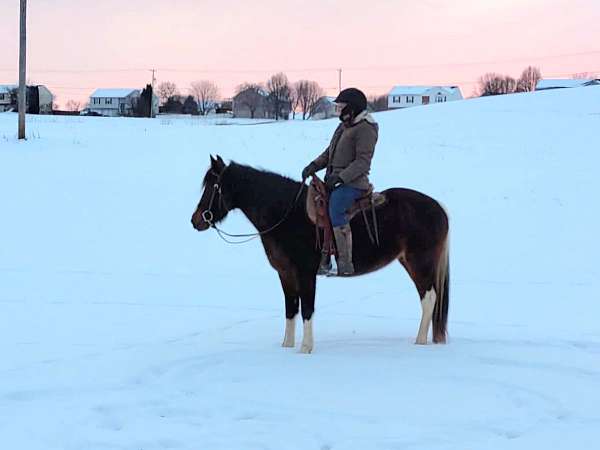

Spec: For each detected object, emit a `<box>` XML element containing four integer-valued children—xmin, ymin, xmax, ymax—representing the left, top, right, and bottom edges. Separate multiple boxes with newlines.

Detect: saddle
<box><xmin>306</xmin><ymin>176</ymin><xmax>386</xmax><ymax>254</ymax></box>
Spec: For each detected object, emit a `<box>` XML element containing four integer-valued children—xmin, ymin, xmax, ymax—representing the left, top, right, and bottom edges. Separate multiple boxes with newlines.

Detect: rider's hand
<box><xmin>325</xmin><ymin>175</ymin><xmax>343</xmax><ymax>191</ymax></box>
<box><xmin>302</xmin><ymin>163</ymin><xmax>316</xmax><ymax>180</ymax></box>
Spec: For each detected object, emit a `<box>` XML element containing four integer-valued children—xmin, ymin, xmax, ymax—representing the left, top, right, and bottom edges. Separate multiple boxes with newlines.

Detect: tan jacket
<box><xmin>310</xmin><ymin>112</ymin><xmax>378</xmax><ymax>190</ymax></box>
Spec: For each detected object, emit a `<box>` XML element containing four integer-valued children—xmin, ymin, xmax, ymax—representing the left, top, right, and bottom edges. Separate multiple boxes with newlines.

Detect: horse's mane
<box><xmin>222</xmin><ymin>162</ymin><xmax>304</xmax><ymax>206</ymax></box>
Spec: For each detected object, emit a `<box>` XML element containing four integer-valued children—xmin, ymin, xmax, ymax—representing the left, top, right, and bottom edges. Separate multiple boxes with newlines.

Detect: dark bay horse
<box><xmin>191</xmin><ymin>155</ymin><xmax>449</xmax><ymax>353</ymax></box>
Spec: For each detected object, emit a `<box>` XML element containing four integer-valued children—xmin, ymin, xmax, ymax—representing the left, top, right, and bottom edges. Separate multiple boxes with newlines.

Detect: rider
<box><xmin>302</xmin><ymin>87</ymin><xmax>378</xmax><ymax>276</ymax></box>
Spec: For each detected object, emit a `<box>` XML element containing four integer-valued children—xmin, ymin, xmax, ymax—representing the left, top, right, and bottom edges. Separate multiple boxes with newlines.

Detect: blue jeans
<box><xmin>329</xmin><ymin>185</ymin><xmax>366</xmax><ymax>227</ymax></box>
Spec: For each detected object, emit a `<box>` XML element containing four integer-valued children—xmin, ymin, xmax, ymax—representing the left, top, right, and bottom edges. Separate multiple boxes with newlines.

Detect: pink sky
<box><xmin>1</xmin><ymin>0</ymin><xmax>599</xmax><ymax>107</ymax></box>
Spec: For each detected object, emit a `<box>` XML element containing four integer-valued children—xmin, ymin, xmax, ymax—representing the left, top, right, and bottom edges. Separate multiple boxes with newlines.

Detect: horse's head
<box><xmin>191</xmin><ymin>155</ymin><xmax>232</xmax><ymax>231</ymax></box>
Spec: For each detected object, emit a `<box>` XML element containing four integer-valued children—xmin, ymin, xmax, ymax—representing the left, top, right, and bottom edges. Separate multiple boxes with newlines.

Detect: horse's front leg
<box><xmin>278</xmin><ymin>272</ymin><xmax>299</xmax><ymax>348</ymax></box>
<box><xmin>299</xmin><ymin>273</ymin><xmax>316</xmax><ymax>354</ymax></box>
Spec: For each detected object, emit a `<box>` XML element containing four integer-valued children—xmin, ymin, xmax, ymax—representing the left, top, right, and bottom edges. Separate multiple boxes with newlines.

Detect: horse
<box><xmin>191</xmin><ymin>155</ymin><xmax>450</xmax><ymax>354</ymax></box>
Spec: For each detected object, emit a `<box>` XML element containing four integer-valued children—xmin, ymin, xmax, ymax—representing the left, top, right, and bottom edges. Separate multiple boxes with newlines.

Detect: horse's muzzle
<box><xmin>191</xmin><ymin>211</ymin><xmax>210</xmax><ymax>231</ymax></box>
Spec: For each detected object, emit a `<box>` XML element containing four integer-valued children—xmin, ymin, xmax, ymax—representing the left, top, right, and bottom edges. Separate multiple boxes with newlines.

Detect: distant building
<box><xmin>232</xmin><ymin>87</ymin><xmax>269</xmax><ymax>119</ymax></box>
<box><xmin>0</xmin><ymin>85</ymin><xmax>15</xmax><ymax>112</ymax></box>
<box><xmin>388</xmin><ymin>86</ymin><xmax>463</xmax><ymax>109</ymax></box>
<box><xmin>232</xmin><ymin>87</ymin><xmax>291</xmax><ymax>119</ymax></box>
<box><xmin>88</xmin><ymin>88</ymin><xmax>141</xmax><ymax>117</ymax></box>
<box><xmin>0</xmin><ymin>84</ymin><xmax>53</xmax><ymax>113</ymax></box>
<box><xmin>311</xmin><ymin>96</ymin><xmax>337</xmax><ymax>120</ymax></box>
<box><xmin>215</xmin><ymin>100</ymin><xmax>232</xmax><ymax>114</ymax></box>
<box><xmin>535</xmin><ymin>79</ymin><xmax>600</xmax><ymax>90</ymax></box>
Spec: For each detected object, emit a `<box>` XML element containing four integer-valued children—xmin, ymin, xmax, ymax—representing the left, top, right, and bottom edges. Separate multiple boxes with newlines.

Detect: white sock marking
<box><xmin>300</xmin><ymin>318</ymin><xmax>314</xmax><ymax>354</ymax></box>
<box><xmin>416</xmin><ymin>288</ymin><xmax>436</xmax><ymax>345</ymax></box>
<box><xmin>282</xmin><ymin>315</ymin><xmax>296</xmax><ymax>347</ymax></box>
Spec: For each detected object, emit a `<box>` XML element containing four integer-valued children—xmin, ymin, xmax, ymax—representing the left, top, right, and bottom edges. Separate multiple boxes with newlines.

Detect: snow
<box><xmin>536</xmin><ymin>78</ymin><xmax>600</xmax><ymax>90</ymax></box>
<box><xmin>0</xmin><ymin>84</ymin><xmax>17</xmax><ymax>94</ymax></box>
<box><xmin>389</xmin><ymin>85</ymin><xmax>460</xmax><ymax>96</ymax></box>
<box><xmin>90</xmin><ymin>88</ymin><xmax>140</xmax><ymax>98</ymax></box>
<box><xmin>1</xmin><ymin>86</ymin><xmax>599</xmax><ymax>449</ymax></box>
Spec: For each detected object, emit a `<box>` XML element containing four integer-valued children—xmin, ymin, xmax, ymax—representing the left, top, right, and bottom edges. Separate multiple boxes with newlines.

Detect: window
<box><xmin>436</xmin><ymin>95</ymin><xmax>444</xmax><ymax>102</ymax></box>
<box><xmin>105</xmin><ymin>98</ymin><xmax>112</xmax><ymax>105</ymax></box>
<box><xmin>0</xmin><ymin>94</ymin><xmax>4</xmax><ymax>100</ymax></box>
<box><xmin>406</xmin><ymin>96</ymin><xmax>414</xmax><ymax>104</ymax></box>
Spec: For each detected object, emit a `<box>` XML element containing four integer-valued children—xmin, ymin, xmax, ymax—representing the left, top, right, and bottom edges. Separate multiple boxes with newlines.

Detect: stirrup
<box><xmin>317</xmin><ymin>253</ymin><xmax>333</xmax><ymax>276</ymax></box>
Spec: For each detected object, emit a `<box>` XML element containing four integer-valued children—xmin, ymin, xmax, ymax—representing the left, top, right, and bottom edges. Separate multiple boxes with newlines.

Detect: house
<box><xmin>311</xmin><ymin>96</ymin><xmax>337</xmax><ymax>120</ymax></box>
<box><xmin>28</xmin><ymin>85</ymin><xmax>54</xmax><ymax>114</ymax></box>
<box><xmin>0</xmin><ymin>84</ymin><xmax>54</xmax><ymax>113</ymax></box>
<box><xmin>535</xmin><ymin>79</ymin><xmax>600</xmax><ymax>90</ymax></box>
<box><xmin>388</xmin><ymin>86</ymin><xmax>463</xmax><ymax>109</ymax></box>
<box><xmin>232</xmin><ymin>87</ymin><xmax>291</xmax><ymax>119</ymax></box>
<box><xmin>232</xmin><ymin>87</ymin><xmax>269</xmax><ymax>119</ymax></box>
<box><xmin>88</xmin><ymin>88</ymin><xmax>141</xmax><ymax>117</ymax></box>
<box><xmin>0</xmin><ymin>85</ymin><xmax>16</xmax><ymax>112</ymax></box>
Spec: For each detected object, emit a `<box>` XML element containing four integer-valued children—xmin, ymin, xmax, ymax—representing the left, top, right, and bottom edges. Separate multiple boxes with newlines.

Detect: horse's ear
<box><xmin>212</xmin><ymin>155</ymin><xmax>226</xmax><ymax>172</ymax></box>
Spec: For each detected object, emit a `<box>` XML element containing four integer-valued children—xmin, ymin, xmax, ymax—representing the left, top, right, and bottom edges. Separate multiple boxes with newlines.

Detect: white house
<box><xmin>0</xmin><ymin>84</ymin><xmax>53</xmax><ymax>113</ymax></box>
<box><xmin>388</xmin><ymin>86</ymin><xmax>463</xmax><ymax>109</ymax></box>
<box><xmin>0</xmin><ymin>85</ymin><xmax>16</xmax><ymax>112</ymax></box>
<box><xmin>535</xmin><ymin>78</ymin><xmax>600</xmax><ymax>90</ymax></box>
<box><xmin>88</xmin><ymin>88</ymin><xmax>141</xmax><ymax>117</ymax></box>
<box><xmin>36</xmin><ymin>85</ymin><xmax>54</xmax><ymax>114</ymax></box>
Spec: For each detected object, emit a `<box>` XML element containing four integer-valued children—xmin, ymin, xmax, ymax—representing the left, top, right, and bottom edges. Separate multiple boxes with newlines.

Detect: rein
<box><xmin>202</xmin><ymin>169</ymin><xmax>307</xmax><ymax>244</ymax></box>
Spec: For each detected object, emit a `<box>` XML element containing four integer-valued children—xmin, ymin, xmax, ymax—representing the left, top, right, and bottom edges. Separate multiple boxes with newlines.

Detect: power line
<box><xmin>1</xmin><ymin>49</ymin><xmax>599</xmax><ymax>75</ymax></box>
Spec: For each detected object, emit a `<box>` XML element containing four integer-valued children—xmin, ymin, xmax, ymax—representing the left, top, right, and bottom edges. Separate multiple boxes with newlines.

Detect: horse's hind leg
<box><xmin>416</xmin><ymin>287</ymin><xmax>436</xmax><ymax>345</ymax></box>
<box><xmin>399</xmin><ymin>253</ymin><xmax>436</xmax><ymax>345</ymax></box>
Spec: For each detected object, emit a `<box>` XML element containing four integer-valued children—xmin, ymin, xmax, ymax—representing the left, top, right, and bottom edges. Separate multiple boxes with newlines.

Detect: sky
<box><xmin>1</xmin><ymin>0</ymin><xmax>599</xmax><ymax>107</ymax></box>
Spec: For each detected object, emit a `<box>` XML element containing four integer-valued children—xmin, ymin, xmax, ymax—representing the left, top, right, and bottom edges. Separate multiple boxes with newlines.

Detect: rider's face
<box><xmin>334</xmin><ymin>102</ymin><xmax>347</xmax><ymax>115</ymax></box>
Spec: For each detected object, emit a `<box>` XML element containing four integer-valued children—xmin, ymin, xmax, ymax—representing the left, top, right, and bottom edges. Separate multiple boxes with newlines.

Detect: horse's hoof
<box><xmin>281</xmin><ymin>340</ymin><xmax>295</xmax><ymax>348</ymax></box>
<box><xmin>415</xmin><ymin>339</ymin><xmax>428</xmax><ymax>345</ymax></box>
<box><xmin>299</xmin><ymin>344</ymin><xmax>313</xmax><ymax>354</ymax></box>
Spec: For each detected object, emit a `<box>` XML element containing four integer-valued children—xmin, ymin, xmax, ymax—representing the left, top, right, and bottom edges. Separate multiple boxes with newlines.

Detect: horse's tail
<box><xmin>432</xmin><ymin>231</ymin><xmax>449</xmax><ymax>343</ymax></box>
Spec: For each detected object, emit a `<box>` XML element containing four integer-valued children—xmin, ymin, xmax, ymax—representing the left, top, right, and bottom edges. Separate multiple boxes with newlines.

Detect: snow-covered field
<box><xmin>1</xmin><ymin>87</ymin><xmax>599</xmax><ymax>449</ymax></box>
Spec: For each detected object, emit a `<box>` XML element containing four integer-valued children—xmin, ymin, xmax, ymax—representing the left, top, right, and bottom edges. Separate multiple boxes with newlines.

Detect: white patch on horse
<box><xmin>416</xmin><ymin>288</ymin><xmax>436</xmax><ymax>345</ymax></box>
<box><xmin>300</xmin><ymin>318</ymin><xmax>314</xmax><ymax>354</ymax></box>
<box><xmin>282</xmin><ymin>316</ymin><xmax>296</xmax><ymax>347</ymax></box>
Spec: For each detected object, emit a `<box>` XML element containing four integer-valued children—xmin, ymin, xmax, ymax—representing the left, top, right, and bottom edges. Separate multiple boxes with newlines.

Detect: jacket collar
<box><xmin>352</xmin><ymin>110</ymin><xmax>377</xmax><ymax>125</ymax></box>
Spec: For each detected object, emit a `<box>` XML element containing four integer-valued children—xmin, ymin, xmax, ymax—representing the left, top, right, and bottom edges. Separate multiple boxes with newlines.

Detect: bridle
<box><xmin>200</xmin><ymin>168</ymin><xmax>306</xmax><ymax>244</ymax></box>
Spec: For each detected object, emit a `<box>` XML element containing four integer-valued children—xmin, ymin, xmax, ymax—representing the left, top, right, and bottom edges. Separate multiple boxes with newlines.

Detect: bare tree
<box><xmin>266</xmin><ymin>72</ymin><xmax>291</xmax><ymax>120</ymax></box>
<box><xmin>156</xmin><ymin>81</ymin><xmax>178</xmax><ymax>105</ymax></box>
<box><xmin>572</xmin><ymin>72</ymin><xmax>598</xmax><ymax>79</ymax></box>
<box><xmin>289</xmin><ymin>84</ymin><xmax>300</xmax><ymax>120</ymax></box>
<box><xmin>65</xmin><ymin>99</ymin><xmax>82</xmax><ymax>111</ymax></box>
<box><xmin>234</xmin><ymin>83</ymin><xmax>264</xmax><ymax>119</ymax></box>
<box><xmin>477</xmin><ymin>73</ymin><xmax>517</xmax><ymax>96</ymax></box>
<box><xmin>190</xmin><ymin>80</ymin><xmax>220</xmax><ymax>116</ymax></box>
<box><xmin>294</xmin><ymin>80</ymin><xmax>324</xmax><ymax>120</ymax></box>
<box><xmin>368</xmin><ymin>94</ymin><xmax>388</xmax><ymax>112</ymax></box>
<box><xmin>516</xmin><ymin>66</ymin><xmax>541</xmax><ymax>92</ymax></box>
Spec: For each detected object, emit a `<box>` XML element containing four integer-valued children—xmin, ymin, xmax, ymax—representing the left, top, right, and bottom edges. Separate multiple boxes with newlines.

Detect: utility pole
<box><xmin>337</xmin><ymin>68</ymin><xmax>342</xmax><ymax>93</ymax></box>
<box><xmin>18</xmin><ymin>0</ymin><xmax>27</xmax><ymax>139</ymax></box>
<box><xmin>149</xmin><ymin>68</ymin><xmax>156</xmax><ymax>118</ymax></box>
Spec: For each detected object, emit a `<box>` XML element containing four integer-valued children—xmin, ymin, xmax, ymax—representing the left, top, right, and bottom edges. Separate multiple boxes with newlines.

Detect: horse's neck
<box><xmin>232</xmin><ymin>173</ymin><xmax>294</xmax><ymax>231</ymax></box>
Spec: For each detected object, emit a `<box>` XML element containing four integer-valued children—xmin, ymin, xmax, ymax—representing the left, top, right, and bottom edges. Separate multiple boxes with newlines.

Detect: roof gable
<box><xmin>91</xmin><ymin>88</ymin><xmax>139</xmax><ymax>98</ymax></box>
<box><xmin>389</xmin><ymin>85</ymin><xmax>460</xmax><ymax>96</ymax></box>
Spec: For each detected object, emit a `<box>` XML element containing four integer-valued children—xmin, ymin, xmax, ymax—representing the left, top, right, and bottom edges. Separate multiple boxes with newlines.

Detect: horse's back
<box><xmin>375</xmin><ymin>187</ymin><xmax>448</xmax><ymax>237</ymax></box>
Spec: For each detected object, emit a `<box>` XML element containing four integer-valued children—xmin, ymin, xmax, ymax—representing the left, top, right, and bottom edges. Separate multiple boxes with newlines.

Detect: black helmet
<box><xmin>334</xmin><ymin>88</ymin><xmax>367</xmax><ymax>115</ymax></box>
